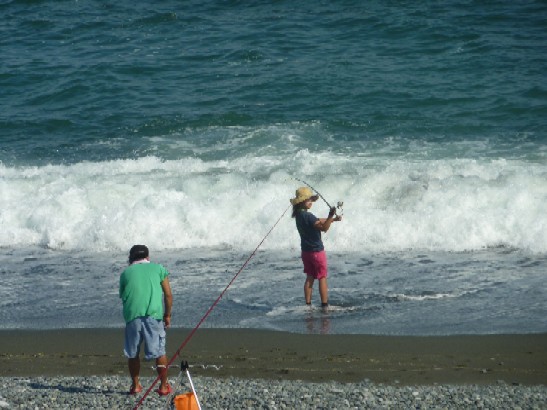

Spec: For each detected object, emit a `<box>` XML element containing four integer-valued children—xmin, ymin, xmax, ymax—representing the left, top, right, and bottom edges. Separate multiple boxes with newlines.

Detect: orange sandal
<box><xmin>156</xmin><ymin>384</ymin><xmax>173</xmax><ymax>396</ymax></box>
<box><xmin>129</xmin><ymin>384</ymin><xmax>143</xmax><ymax>395</ymax></box>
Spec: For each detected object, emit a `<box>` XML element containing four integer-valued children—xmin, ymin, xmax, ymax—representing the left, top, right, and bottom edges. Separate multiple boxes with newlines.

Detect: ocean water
<box><xmin>1</xmin><ymin>0</ymin><xmax>546</xmax><ymax>335</ymax></box>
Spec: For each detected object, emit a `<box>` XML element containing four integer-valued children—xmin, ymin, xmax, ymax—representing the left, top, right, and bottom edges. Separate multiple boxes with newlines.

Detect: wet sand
<box><xmin>0</xmin><ymin>329</ymin><xmax>545</xmax><ymax>386</ymax></box>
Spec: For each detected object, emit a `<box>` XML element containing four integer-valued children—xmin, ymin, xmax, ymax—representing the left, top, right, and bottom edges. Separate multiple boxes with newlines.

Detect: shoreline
<box><xmin>1</xmin><ymin>329</ymin><xmax>545</xmax><ymax>386</ymax></box>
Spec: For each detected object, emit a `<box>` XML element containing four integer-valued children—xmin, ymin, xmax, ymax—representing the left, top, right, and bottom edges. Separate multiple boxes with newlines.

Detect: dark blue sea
<box><xmin>1</xmin><ymin>0</ymin><xmax>546</xmax><ymax>335</ymax></box>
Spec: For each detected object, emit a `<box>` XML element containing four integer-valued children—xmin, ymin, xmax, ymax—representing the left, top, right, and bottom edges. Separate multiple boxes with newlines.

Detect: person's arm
<box><xmin>314</xmin><ymin>207</ymin><xmax>342</xmax><ymax>232</ymax></box>
<box><xmin>161</xmin><ymin>277</ymin><xmax>173</xmax><ymax>328</ymax></box>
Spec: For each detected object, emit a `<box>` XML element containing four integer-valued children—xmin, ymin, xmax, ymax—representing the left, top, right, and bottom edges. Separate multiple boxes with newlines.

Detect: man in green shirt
<box><xmin>119</xmin><ymin>245</ymin><xmax>173</xmax><ymax>396</ymax></box>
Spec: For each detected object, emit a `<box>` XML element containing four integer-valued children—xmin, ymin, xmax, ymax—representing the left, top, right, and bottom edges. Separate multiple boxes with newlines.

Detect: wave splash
<box><xmin>1</xmin><ymin>152</ymin><xmax>546</xmax><ymax>253</ymax></box>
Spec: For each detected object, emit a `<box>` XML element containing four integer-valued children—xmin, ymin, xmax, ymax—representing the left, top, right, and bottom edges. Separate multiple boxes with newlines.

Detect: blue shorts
<box><xmin>124</xmin><ymin>316</ymin><xmax>166</xmax><ymax>360</ymax></box>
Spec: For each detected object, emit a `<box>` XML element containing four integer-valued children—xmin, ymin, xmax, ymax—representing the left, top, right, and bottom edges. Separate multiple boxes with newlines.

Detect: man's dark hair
<box><xmin>129</xmin><ymin>245</ymin><xmax>149</xmax><ymax>264</ymax></box>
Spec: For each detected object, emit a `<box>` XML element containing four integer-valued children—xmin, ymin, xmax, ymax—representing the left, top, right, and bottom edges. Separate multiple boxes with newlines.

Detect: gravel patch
<box><xmin>0</xmin><ymin>376</ymin><xmax>545</xmax><ymax>409</ymax></box>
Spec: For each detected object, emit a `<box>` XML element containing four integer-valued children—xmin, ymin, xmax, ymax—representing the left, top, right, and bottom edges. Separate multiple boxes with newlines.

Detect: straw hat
<box><xmin>290</xmin><ymin>187</ymin><xmax>319</xmax><ymax>205</ymax></box>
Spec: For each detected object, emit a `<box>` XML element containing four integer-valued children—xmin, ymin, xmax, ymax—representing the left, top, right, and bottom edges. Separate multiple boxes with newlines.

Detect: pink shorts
<box><xmin>301</xmin><ymin>250</ymin><xmax>328</xmax><ymax>280</ymax></box>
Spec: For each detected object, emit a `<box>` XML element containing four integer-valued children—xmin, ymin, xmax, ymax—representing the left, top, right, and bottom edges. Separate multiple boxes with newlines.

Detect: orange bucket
<box><xmin>173</xmin><ymin>392</ymin><xmax>199</xmax><ymax>410</ymax></box>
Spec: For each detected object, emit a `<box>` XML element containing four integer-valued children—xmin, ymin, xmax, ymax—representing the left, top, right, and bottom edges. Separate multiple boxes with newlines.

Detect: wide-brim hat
<box><xmin>290</xmin><ymin>187</ymin><xmax>319</xmax><ymax>205</ymax></box>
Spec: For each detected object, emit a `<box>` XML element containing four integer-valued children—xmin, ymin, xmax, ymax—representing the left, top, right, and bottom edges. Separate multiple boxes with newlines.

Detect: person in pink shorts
<box><xmin>290</xmin><ymin>187</ymin><xmax>342</xmax><ymax>309</ymax></box>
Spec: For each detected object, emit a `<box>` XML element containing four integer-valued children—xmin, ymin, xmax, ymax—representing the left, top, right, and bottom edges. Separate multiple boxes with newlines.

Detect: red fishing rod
<box><xmin>133</xmin><ymin>204</ymin><xmax>291</xmax><ymax>409</ymax></box>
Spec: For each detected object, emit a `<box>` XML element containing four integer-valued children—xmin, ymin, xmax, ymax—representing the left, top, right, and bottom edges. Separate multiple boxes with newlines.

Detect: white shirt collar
<box><xmin>131</xmin><ymin>259</ymin><xmax>150</xmax><ymax>265</ymax></box>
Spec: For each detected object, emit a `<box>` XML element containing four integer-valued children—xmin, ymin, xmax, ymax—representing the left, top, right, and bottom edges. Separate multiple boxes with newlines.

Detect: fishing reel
<box><xmin>336</xmin><ymin>201</ymin><xmax>344</xmax><ymax>216</ymax></box>
<box><xmin>329</xmin><ymin>201</ymin><xmax>344</xmax><ymax>218</ymax></box>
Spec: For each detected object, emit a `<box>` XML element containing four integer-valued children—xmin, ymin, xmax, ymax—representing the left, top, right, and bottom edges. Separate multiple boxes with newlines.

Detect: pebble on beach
<box><xmin>0</xmin><ymin>376</ymin><xmax>546</xmax><ymax>409</ymax></box>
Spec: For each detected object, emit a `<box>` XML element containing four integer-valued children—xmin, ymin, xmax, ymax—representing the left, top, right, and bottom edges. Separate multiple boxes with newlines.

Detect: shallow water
<box><xmin>1</xmin><ymin>246</ymin><xmax>545</xmax><ymax>335</ymax></box>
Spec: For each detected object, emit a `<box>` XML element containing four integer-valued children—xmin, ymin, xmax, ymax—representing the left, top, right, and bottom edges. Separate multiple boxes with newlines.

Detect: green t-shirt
<box><xmin>119</xmin><ymin>261</ymin><xmax>169</xmax><ymax>323</ymax></box>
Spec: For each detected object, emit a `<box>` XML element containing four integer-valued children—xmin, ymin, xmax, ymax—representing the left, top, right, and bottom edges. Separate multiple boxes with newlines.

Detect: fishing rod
<box><xmin>293</xmin><ymin>177</ymin><xmax>344</xmax><ymax>216</ymax></box>
<box><xmin>133</xmin><ymin>204</ymin><xmax>292</xmax><ymax>409</ymax></box>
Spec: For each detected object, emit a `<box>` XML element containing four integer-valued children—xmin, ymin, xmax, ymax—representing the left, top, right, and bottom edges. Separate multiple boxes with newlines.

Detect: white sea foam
<box><xmin>390</xmin><ymin>292</ymin><xmax>458</xmax><ymax>302</ymax></box>
<box><xmin>1</xmin><ymin>152</ymin><xmax>546</xmax><ymax>253</ymax></box>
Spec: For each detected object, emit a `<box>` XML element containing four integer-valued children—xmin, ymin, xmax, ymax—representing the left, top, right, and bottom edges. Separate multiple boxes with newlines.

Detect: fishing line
<box><xmin>133</xmin><ymin>204</ymin><xmax>292</xmax><ymax>409</ymax></box>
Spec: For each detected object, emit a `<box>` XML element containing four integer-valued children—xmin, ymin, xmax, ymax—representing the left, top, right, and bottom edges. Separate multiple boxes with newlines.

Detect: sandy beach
<box><xmin>1</xmin><ymin>329</ymin><xmax>545</xmax><ymax>386</ymax></box>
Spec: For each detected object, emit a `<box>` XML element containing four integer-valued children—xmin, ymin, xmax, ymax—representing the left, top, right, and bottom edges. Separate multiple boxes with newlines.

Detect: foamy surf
<box><xmin>1</xmin><ymin>150</ymin><xmax>545</xmax><ymax>253</ymax></box>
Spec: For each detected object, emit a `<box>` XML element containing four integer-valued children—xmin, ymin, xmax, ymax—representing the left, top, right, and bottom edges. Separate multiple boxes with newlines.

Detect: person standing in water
<box><xmin>119</xmin><ymin>245</ymin><xmax>173</xmax><ymax>396</ymax></box>
<box><xmin>291</xmin><ymin>187</ymin><xmax>342</xmax><ymax>309</ymax></box>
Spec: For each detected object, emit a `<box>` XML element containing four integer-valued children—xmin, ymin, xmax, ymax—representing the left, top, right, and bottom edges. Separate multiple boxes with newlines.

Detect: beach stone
<box><xmin>1</xmin><ymin>376</ymin><xmax>547</xmax><ymax>409</ymax></box>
